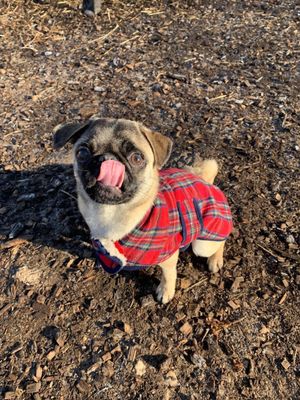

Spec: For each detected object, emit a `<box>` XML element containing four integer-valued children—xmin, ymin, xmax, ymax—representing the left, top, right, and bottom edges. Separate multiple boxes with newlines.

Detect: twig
<box><xmin>257</xmin><ymin>243</ymin><xmax>300</xmax><ymax>262</ymax></box>
<box><xmin>0</xmin><ymin>303</ymin><xmax>12</xmax><ymax>317</ymax></box>
<box><xmin>59</xmin><ymin>189</ymin><xmax>77</xmax><ymax>201</ymax></box>
<box><xmin>89</xmin><ymin>24</ymin><xmax>119</xmax><ymax>43</ymax></box>
<box><xmin>257</xmin><ymin>243</ymin><xmax>278</xmax><ymax>258</ymax></box>
<box><xmin>184</xmin><ymin>277</ymin><xmax>208</xmax><ymax>292</ymax></box>
<box><xmin>119</xmin><ymin>35</ymin><xmax>140</xmax><ymax>46</ymax></box>
<box><xmin>166</xmin><ymin>72</ymin><xmax>188</xmax><ymax>82</ymax></box>
<box><xmin>224</xmin><ymin>316</ymin><xmax>246</xmax><ymax>328</ymax></box>
<box><xmin>207</xmin><ymin>94</ymin><xmax>227</xmax><ymax>102</ymax></box>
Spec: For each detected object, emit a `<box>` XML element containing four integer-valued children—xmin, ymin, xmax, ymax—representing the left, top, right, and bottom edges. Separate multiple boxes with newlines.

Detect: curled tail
<box><xmin>186</xmin><ymin>156</ymin><xmax>218</xmax><ymax>184</ymax></box>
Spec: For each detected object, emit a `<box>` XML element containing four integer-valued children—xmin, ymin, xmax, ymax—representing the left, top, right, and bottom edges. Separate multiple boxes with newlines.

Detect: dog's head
<box><xmin>53</xmin><ymin>117</ymin><xmax>172</xmax><ymax>205</ymax></box>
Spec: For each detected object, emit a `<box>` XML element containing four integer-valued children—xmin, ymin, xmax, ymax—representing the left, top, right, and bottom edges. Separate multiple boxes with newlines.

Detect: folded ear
<box><xmin>139</xmin><ymin>124</ymin><xmax>173</xmax><ymax>169</ymax></box>
<box><xmin>53</xmin><ymin>121</ymin><xmax>89</xmax><ymax>150</ymax></box>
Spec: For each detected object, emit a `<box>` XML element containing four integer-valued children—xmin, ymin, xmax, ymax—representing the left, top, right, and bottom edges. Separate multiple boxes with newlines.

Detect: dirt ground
<box><xmin>1</xmin><ymin>1</ymin><xmax>299</xmax><ymax>399</ymax></box>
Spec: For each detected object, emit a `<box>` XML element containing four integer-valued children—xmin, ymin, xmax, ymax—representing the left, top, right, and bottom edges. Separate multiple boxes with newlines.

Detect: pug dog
<box><xmin>53</xmin><ymin>117</ymin><xmax>233</xmax><ymax>303</ymax></box>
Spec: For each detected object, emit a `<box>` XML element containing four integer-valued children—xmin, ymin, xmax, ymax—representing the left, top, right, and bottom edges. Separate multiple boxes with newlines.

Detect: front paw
<box><xmin>207</xmin><ymin>254</ymin><xmax>224</xmax><ymax>273</ymax></box>
<box><xmin>156</xmin><ymin>281</ymin><xmax>175</xmax><ymax>304</ymax></box>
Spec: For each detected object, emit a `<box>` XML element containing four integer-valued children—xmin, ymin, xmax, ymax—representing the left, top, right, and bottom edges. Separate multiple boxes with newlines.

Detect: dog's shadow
<box><xmin>0</xmin><ymin>164</ymin><xmax>92</xmax><ymax>258</ymax></box>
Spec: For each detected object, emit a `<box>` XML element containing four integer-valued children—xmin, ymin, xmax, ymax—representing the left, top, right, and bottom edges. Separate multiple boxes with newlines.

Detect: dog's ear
<box><xmin>139</xmin><ymin>124</ymin><xmax>173</xmax><ymax>169</ymax></box>
<box><xmin>53</xmin><ymin>121</ymin><xmax>90</xmax><ymax>150</ymax></box>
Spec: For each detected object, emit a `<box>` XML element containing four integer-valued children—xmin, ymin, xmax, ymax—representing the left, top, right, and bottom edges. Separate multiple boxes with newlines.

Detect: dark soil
<box><xmin>1</xmin><ymin>1</ymin><xmax>299</xmax><ymax>399</ymax></box>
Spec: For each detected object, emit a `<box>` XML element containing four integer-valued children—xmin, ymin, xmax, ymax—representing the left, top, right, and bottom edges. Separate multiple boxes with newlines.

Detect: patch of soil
<box><xmin>0</xmin><ymin>1</ymin><xmax>299</xmax><ymax>399</ymax></box>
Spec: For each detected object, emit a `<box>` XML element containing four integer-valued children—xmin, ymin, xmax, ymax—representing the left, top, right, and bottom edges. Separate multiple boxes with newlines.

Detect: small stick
<box><xmin>89</xmin><ymin>24</ymin><xmax>119</xmax><ymax>43</ymax></box>
<box><xmin>59</xmin><ymin>189</ymin><xmax>77</xmax><ymax>201</ymax></box>
<box><xmin>257</xmin><ymin>243</ymin><xmax>300</xmax><ymax>262</ymax></box>
<box><xmin>184</xmin><ymin>277</ymin><xmax>208</xmax><ymax>292</ymax></box>
<box><xmin>257</xmin><ymin>243</ymin><xmax>278</xmax><ymax>258</ymax></box>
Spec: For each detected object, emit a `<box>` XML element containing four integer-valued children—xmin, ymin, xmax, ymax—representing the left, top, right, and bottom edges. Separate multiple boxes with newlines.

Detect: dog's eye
<box><xmin>128</xmin><ymin>152</ymin><xmax>144</xmax><ymax>166</ymax></box>
<box><xmin>76</xmin><ymin>147</ymin><xmax>91</xmax><ymax>162</ymax></box>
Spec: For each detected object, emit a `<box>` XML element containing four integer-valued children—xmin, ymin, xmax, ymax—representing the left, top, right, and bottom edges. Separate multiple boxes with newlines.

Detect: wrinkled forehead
<box><xmin>82</xmin><ymin>118</ymin><xmax>151</xmax><ymax>153</ymax></box>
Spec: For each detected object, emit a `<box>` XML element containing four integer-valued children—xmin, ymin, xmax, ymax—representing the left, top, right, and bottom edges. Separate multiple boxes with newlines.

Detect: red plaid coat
<box><xmin>93</xmin><ymin>168</ymin><xmax>233</xmax><ymax>274</ymax></box>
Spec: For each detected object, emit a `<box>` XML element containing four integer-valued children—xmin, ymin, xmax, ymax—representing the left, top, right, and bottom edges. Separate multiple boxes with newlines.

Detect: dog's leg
<box><xmin>156</xmin><ymin>250</ymin><xmax>179</xmax><ymax>304</ymax></box>
<box><xmin>192</xmin><ymin>240</ymin><xmax>225</xmax><ymax>273</ymax></box>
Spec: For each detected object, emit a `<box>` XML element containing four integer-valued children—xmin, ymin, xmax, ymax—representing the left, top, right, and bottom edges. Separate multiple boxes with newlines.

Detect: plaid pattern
<box><xmin>94</xmin><ymin>168</ymin><xmax>233</xmax><ymax>272</ymax></box>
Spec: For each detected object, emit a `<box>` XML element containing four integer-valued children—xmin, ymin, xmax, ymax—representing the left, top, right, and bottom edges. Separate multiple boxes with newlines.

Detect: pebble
<box><xmin>17</xmin><ymin>193</ymin><xmax>36</xmax><ymax>202</ymax></box>
<box><xmin>76</xmin><ymin>380</ymin><xmax>91</xmax><ymax>393</ymax></box>
<box><xmin>286</xmin><ymin>234</ymin><xmax>295</xmax><ymax>244</ymax></box>
<box><xmin>140</xmin><ymin>295</ymin><xmax>156</xmax><ymax>307</ymax></box>
<box><xmin>26</xmin><ymin>382</ymin><xmax>41</xmax><ymax>394</ymax></box>
<box><xmin>94</xmin><ymin>86</ymin><xmax>106</xmax><ymax>92</ymax></box>
<box><xmin>44</xmin><ymin>51</ymin><xmax>52</xmax><ymax>56</ymax></box>
<box><xmin>135</xmin><ymin>360</ymin><xmax>146</xmax><ymax>376</ymax></box>
<box><xmin>190</xmin><ymin>353</ymin><xmax>206</xmax><ymax>369</ymax></box>
<box><xmin>165</xmin><ymin>370</ymin><xmax>179</xmax><ymax>387</ymax></box>
<box><xmin>46</xmin><ymin>350</ymin><xmax>56</xmax><ymax>361</ymax></box>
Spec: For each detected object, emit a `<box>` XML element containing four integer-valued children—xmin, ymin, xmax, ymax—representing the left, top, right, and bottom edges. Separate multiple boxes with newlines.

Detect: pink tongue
<box><xmin>97</xmin><ymin>160</ymin><xmax>125</xmax><ymax>188</ymax></box>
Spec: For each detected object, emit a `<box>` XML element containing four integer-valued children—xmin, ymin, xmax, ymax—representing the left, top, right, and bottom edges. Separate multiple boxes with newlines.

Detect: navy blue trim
<box><xmin>92</xmin><ymin>239</ymin><xmax>147</xmax><ymax>274</ymax></box>
<box><xmin>123</xmin><ymin>265</ymin><xmax>148</xmax><ymax>272</ymax></box>
<box><xmin>195</xmin><ymin>237</ymin><xmax>227</xmax><ymax>242</ymax></box>
<box><xmin>92</xmin><ymin>239</ymin><xmax>124</xmax><ymax>275</ymax></box>
<box><xmin>101</xmin><ymin>263</ymin><xmax>124</xmax><ymax>275</ymax></box>
<box><xmin>177</xmin><ymin>201</ymin><xmax>187</xmax><ymax>243</ymax></box>
<box><xmin>193</xmin><ymin>198</ymin><xmax>204</xmax><ymax>232</ymax></box>
<box><xmin>180</xmin><ymin>244</ymin><xmax>190</xmax><ymax>251</ymax></box>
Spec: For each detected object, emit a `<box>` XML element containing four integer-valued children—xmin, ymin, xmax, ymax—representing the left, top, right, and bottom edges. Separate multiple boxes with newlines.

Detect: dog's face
<box><xmin>53</xmin><ymin>117</ymin><xmax>172</xmax><ymax>205</ymax></box>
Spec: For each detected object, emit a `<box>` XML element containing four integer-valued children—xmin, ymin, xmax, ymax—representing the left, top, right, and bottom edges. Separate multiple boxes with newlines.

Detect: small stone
<box><xmin>94</xmin><ymin>86</ymin><xmax>106</xmax><ymax>93</ymax></box>
<box><xmin>76</xmin><ymin>380</ymin><xmax>91</xmax><ymax>393</ymax></box>
<box><xmin>35</xmin><ymin>364</ymin><xmax>43</xmax><ymax>381</ymax></box>
<box><xmin>26</xmin><ymin>382</ymin><xmax>41</xmax><ymax>394</ymax></box>
<box><xmin>135</xmin><ymin>360</ymin><xmax>146</xmax><ymax>376</ymax></box>
<box><xmin>165</xmin><ymin>370</ymin><xmax>179</xmax><ymax>387</ymax></box>
<box><xmin>190</xmin><ymin>353</ymin><xmax>206</xmax><ymax>368</ymax></box>
<box><xmin>123</xmin><ymin>323</ymin><xmax>133</xmax><ymax>335</ymax></box>
<box><xmin>275</xmin><ymin>193</ymin><xmax>281</xmax><ymax>201</ymax></box>
<box><xmin>17</xmin><ymin>193</ymin><xmax>36</xmax><ymax>202</ymax></box>
<box><xmin>281</xmin><ymin>358</ymin><xmax>290</xmax><ymax>370</ymax></box>
<box><xmin>46</xmin><ymin>350</ymin><xmax>56</xmax><ymax>361</ymax></box>
<box><xmin>44</xmin><ymin>51</ymin><xmax>52</xmax><ymax>56</ymax></box>
<box><xmin>180</xmin><ymin>278</ymin><xmax>191</xmax><ymax>289</ymax></box>
<box><xmin>140</xmin><ymin>295</ymin><xmax>155</xmax><ymax>307</ymax></box>
<box><xmin>180</xmin><ymin>321</ymin><xmax>193</xmax><ymax>336</ymax></box>
<box><xmin>259</xmin><ymin>325</ymin><xmax>270</xmax><ymax>334</ymax></box>
<box><xmin>286</xmin><ymin>234</ymin><xmax>295</xmax><ymax>244</ymax></box>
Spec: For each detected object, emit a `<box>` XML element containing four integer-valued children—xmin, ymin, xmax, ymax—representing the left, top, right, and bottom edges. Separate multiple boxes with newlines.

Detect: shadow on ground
<box><xmin>0</xmin><ymin>164</ymin><xmax>92</xmax><ymax>258</ymax></box>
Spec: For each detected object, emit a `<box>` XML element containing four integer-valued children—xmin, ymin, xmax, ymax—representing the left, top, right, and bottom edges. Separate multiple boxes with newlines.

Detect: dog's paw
<box><xmin>207</xmin><ymin>254</ymin><xmax>224</xmax><ymax>273</ymax></box>
<box><xmin>156</xmin><ymin>281</ymin><xmax>175</xmax><ymax>304</ymax></box>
